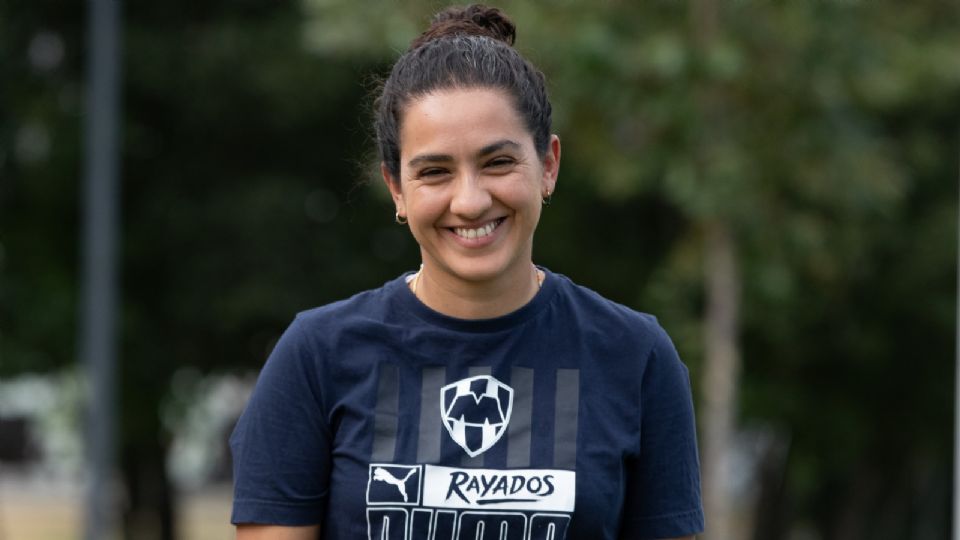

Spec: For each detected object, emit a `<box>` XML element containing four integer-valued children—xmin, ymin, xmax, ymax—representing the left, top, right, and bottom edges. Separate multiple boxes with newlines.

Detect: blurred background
<box><xmin>1</xmin><ymin>0</ymin><xmax>958</xmax><ymax>539</ymax></box>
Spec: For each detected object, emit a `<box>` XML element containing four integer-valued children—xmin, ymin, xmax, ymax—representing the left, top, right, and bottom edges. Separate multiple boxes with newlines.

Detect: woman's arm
<box><xmin>236</xmin><ymin>524</ymin><xmax>320</xmax><ymax>539</ymax></box>
<box><xmin>230</xmin><ymin>319</ymin><xmax>331</xmax><ymax>532</ymax></box>
<box><xmin>619</xmin><ymin>327</ymin><xmax>704</xmax><ymax>539</ymax></box>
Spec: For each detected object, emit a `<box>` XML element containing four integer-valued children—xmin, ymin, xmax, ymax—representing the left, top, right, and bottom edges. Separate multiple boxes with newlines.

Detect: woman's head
<box><xmin>374</xmin><ymin>4</ymin><xmax>553</xmax><ymax>182</ymax></box>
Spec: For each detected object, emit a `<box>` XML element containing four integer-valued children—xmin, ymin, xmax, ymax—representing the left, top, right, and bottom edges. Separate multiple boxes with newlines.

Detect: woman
<box><xmin>230</xmin><ymin>5</ymin><xmax>703</xmax><ymax>539</ymax></box>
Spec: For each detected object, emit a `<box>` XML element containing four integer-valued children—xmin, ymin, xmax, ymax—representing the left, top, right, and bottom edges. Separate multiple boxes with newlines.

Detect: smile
<box><xmin>451</xmin><ymin>218</ymin><xmax>505</xmax><ymax>240</ymax></box>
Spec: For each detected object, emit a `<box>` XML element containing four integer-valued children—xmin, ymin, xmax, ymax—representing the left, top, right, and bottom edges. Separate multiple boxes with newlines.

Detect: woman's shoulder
<box><xmin>291</xmin><ymin>274</ymin><xmax>410</xmax><ymax>332</ymax></box>
<box><xmin>549</xmin><ymin>270</ymin><xmax>664</xmax><ymax>334</ymax></box>
<box><xmin>548</xmin><ymin>271</ymin><xmax>682</xmax><ymax>370</ymax></box>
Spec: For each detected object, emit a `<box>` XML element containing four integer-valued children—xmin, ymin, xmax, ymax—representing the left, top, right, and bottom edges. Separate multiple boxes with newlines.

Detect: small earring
<box><xmin>395</xmin><ymin>212</ymin><xmax>408</xmax><ymax>225</ymax></box>
<box><xmin>542</xmin><ymin>191</ymin><xmax>552</xmax><ymax>206</ymax></box>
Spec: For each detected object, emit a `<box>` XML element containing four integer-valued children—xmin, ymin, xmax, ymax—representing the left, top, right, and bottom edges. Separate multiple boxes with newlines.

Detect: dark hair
<box><xmin>374</xmin><ymin>4</ymin><xmax>552</xmax><ymax>182</ymax></box>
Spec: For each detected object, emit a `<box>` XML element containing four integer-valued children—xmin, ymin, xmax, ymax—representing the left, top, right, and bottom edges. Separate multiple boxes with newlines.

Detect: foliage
<box><xmin>1</xmin><ymin>0</ymin><xmax>957</xmax><ymax>538</ymax></box>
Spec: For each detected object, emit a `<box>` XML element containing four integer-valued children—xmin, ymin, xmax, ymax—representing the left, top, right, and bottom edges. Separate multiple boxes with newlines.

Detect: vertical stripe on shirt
<box><xmin>372</xmin><ymin>363</ymin><xmax>399</xmax><ymax>461</ymax></box>
<box><xmin>506</xmin><ymin>366</ymin><xmax>534</xmax><ymax>468</ymax></box>
<box><xmin>416</xmin><ymin>366</ymin><xmax>445</xmax><ymax>463</ymax></box>
<box><xmin>461</xmin><ymin>366</ymin><xmax>491</xmax><ymax>467</ymax></box>
<box><xmin>553</xmin><ymin>368</ymin><xmax>580</xmax><ymax>469</ymax></box>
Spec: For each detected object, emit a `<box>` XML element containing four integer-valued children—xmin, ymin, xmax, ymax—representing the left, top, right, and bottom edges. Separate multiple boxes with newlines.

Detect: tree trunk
<box><xmin>119</xmin><ymin>370</ymin><xmax>176</xmax><ymax>540</ymax></box>
<box><xmin>701</xmin><ymin>221</ymin><xmax>742</xmax><ymax>540</ymax></box>
<box><xmin>688</xmin><ymin>0</ymin><xmax>743</xmax><ymax>536</ymax></box>
<box><xmin>750</xmin><ymin>431</ymin><xmax>791</xmax><ymax>540</ymax></box>
<box><xmin>121</xmin><ymin>437</ymin><xmax>175</xmax><ymax>540</ymax></box>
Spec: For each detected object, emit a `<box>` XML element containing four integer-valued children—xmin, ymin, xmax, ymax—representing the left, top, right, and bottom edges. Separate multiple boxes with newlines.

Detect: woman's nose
<box><xmin>449</xmin><ymin>172</ymin><xmax>491</xmax><ymax>218</ymax></box>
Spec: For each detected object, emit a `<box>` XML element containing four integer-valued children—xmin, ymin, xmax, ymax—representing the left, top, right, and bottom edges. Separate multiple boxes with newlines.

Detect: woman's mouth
<box><xmin>451</xmin><ymin>217</ymin><xmax>505</xmax><ymax>240</ymax></box>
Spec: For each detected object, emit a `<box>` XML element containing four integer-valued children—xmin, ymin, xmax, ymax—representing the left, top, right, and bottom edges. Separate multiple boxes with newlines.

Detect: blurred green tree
<box><xmin>2</xmin><ymin>0</ymin><xmax>957</xmax><ymax>539</ymax></box>
<box><xmin>301</xmin><ymin>1</ymin><xmax>958</xmax><ymax>539</ymax></box>
<box><xmin>3</xmin><ymin>0</ymin><xmax>412</xmax><ymax>537</ymax></box>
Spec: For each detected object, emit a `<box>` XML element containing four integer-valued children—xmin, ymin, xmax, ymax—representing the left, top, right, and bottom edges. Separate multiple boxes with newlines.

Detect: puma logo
<box><xmin>373</xmin><ymin>467</ymin><xmax>418</xmax><ymax>502</ymax></box>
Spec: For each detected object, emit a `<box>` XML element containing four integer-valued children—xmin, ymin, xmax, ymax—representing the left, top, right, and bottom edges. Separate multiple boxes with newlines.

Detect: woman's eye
<box><xmin>486</xmin><ymin>157</ymin><xmax>515</xmax><ymax>169</ymax></box>
<box><xmin>418</xmin><ymin>168</ymin><xmax>447</xmax><ymax>178</ymax></box>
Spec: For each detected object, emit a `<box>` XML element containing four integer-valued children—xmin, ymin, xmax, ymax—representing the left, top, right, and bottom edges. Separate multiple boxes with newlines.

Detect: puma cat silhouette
<box><xmin>372</xmin><ymin>467</ymin><xmax>418</xmax><ymax>502</ymax></box>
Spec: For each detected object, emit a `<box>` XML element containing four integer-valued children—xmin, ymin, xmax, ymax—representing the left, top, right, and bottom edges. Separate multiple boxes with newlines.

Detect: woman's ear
<box><xmin>381</xmin><ymin>162</ymin><xmax>406</xmax><ymax>218</ymax></box>
<box><xmin>541</xmin><ymin>134</ymin><xmax>561</xmax><ymax>197</ymax></box>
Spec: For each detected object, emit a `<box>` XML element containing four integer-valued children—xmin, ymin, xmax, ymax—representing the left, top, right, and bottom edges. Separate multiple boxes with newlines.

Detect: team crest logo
<box><xmin>441</xmin><ymin>375</ymin><xmax>513</xmax><ymax>457</ymax></box>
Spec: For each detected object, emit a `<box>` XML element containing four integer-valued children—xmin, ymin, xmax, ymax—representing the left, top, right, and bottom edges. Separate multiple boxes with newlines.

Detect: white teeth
<box><xmin>454</xmin><ymin>220</ymin><xmax>498</xmax><ymax>239</ymax></box>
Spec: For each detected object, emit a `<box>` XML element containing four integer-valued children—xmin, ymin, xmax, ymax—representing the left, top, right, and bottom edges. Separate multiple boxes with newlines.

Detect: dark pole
<box><xmin>81</xmin><ymin>1</ymin><xmax>121</xmax><ymax>538</ymax></box>
<box><xmin>954</xmin><ymin>126</ymin><xmax>959</xmax><ymax>540</ymax></box>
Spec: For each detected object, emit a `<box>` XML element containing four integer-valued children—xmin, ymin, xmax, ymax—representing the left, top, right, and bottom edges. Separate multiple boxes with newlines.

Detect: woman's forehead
<box><xmin>399</xmin><ymin>88</ymin><xmax>532</xmax><ymax>159</ymax></box>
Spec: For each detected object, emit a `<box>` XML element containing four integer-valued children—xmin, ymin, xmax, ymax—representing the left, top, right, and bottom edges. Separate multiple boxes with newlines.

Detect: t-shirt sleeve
<box><xmin>620</xmin><ymin>325</ymin><xmax>705</xmax><ymax>539</ymax></box>
<box><xmin>229</xmin><ymin>316</ymin><xmax>331</xmax><ymax>525</ymax></box>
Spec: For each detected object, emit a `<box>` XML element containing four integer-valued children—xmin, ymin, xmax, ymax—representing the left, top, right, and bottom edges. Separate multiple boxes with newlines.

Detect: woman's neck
<box><xmin>410</xmin><ymin>262</ymin><xmax>543</xmax><ymax>320</ymax></box>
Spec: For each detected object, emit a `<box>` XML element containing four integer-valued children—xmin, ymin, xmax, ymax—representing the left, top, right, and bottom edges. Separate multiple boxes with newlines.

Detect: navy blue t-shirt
<box><xmin>230</xmin><ymin>269</ymin><xmax>704</xmax><ymax>539</ymax></box>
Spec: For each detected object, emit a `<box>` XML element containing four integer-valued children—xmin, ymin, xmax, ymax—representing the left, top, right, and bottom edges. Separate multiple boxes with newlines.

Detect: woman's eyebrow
<box><xmin>408</xmin><ymin>153</ymin><xmax>453</xmax><ymax>168</ymax></box>
<box><xmin>478</xmin><ymin>139</ymin><xmax>521</xmax><ymax>157</ymax></box>
<box><xmin>407</xmin><ymin>140</ymin><xmax>521</xmax><ymax>168</ymax></box>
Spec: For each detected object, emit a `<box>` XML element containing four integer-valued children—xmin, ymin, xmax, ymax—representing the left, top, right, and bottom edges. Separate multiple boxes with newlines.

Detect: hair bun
<box><xmin>411</xmin><ymin>4</ymin><xmax>516</xmax><ymax>49</ymax></box>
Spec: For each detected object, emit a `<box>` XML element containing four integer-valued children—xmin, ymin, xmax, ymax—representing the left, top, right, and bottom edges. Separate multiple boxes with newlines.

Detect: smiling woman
<box><xmin>230</xmin><ymin>4</ymin><xmax>703</xmax><ymax>540</ymax></box>
<box><xmin>385</xmin><ymin>88</ymin><xmax>560</xmax><ymax>319</ymax></box>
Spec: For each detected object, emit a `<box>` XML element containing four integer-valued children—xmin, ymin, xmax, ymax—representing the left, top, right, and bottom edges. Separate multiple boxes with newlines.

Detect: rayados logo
<box><xmin>444</xmin><ymin>470</ymin><xmax>556</xmax><ymax>505</ymax></box>
<box><xmin>441</xmin><ymin>375</ymin><xmax>513</xmax><ymax>457</ymax></box>
<box><xmin>423</xmin><ymin>465</ymin><xmax>576</xmax><ymax>512</ymax></box>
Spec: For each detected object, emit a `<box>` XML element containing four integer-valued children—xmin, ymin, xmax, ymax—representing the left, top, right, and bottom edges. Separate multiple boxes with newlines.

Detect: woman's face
<box><xmin>384</xmin><ymin>87</ymin><xmax>560</xmax><ymax>288</ymax></box>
